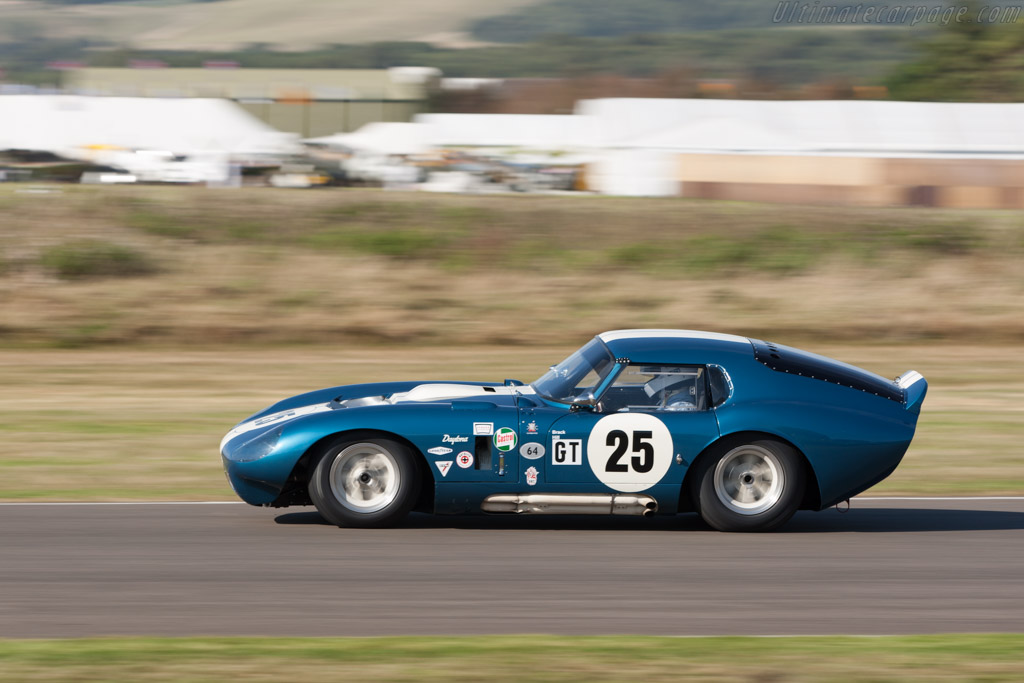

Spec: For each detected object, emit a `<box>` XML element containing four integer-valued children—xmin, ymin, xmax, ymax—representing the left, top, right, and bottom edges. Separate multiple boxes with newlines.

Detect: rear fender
<box><xmin>678</xmin><ymin>431</ymin><xmax>821</xmax><ymax>514</ymax></box>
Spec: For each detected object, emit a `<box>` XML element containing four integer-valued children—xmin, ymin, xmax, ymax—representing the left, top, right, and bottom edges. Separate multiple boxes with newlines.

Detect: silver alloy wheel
<box><xmin>713</xmin><ymin>444</ymin><xmax>785</xmax><ymax>516</ymax></box>
<box><xmin>328</xmin><ymin>442</ymin><xmax>401</xmax><ymax>513</ymax></box>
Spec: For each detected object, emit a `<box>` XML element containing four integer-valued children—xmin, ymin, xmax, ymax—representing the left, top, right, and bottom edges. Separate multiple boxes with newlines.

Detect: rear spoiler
<box><xmin>896</xmin><ymin>370</ymin><xmax>928</xmax><ymax>414</ymax></box>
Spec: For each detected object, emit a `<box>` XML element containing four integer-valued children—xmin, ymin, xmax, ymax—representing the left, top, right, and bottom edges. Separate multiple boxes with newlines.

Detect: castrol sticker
<box><xmin>586</xmin><ymin>413</ymin><xmax>673</xmax><ymax>493</ymax></box>
<box><xmin>493</xmin><ymin>427</ymin><xmax>518</xmax><ymax>452</ymax></box>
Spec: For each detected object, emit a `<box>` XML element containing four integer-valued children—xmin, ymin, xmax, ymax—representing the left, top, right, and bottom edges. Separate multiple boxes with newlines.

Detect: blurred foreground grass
<box><xmin>0</xmin><ymin>344</ymin><xmax>1020</xmax><ymax>500</ymax></box>
<box><xmin>1</xmin><ymin>635</ymin><xmax>1023</xmax><ymax>681</ymax></box>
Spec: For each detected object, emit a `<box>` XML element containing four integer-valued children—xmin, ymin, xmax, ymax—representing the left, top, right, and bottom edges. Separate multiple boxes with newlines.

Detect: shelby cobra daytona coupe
<box><xmin>220</xmin><ymin>330</ymin><xmax>927</xmax><ymax>532</ymax></box>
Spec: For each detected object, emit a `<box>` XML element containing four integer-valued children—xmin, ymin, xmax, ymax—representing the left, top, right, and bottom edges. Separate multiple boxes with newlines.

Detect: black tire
<box><xmin>308</xmin><ymin>436</ymin><xmax>419</xmax><ymax>528</ymax></box>
<box><xmin>693</xmin><ymin>439</ymin><xmax>805</xmax><ymax>532</ymax></box>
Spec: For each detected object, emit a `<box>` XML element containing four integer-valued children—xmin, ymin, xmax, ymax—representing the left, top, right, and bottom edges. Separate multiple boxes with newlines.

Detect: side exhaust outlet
<box><xmin>481</xmin><ymin>493</ymin><xmax>658</xmax><ymax>516</ymax></box>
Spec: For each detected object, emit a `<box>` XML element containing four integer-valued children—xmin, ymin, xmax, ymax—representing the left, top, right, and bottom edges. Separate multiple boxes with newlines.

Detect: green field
<box><xmin>1</xmin><ymin>635</ymin><xmax>1022</xmax><ymax>681</ymax></box>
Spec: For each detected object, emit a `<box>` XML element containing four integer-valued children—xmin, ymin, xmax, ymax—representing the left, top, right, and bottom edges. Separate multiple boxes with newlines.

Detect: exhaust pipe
<box><xmin>481</xmin><ymin>493</ymin><xmax>658</xmax><ymax>517</ymax></box>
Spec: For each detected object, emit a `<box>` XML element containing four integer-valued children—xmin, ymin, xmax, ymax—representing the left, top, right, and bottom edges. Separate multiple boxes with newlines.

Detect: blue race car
<box><xmin>220</xmin><ymin>330</ymin><xmax>927</xmax><ymax>532</ymax></box>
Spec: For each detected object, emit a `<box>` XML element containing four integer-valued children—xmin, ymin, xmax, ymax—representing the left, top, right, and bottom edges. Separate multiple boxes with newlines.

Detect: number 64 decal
<box><xmin>586</xmin><ymin>413</ymin><xmax>673</xmax><ymax>492</ymax></box>
<box><xmin>605</xmin><ymin>429</ymin><xmax>654</xmax><ymax>473</ymax></box>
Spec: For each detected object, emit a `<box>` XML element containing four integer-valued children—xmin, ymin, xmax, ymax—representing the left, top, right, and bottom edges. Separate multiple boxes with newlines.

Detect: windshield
<box><xmin>531</xmin><ymin>337</ymin><xmax>616</xmax><ymax>404</ymax></box>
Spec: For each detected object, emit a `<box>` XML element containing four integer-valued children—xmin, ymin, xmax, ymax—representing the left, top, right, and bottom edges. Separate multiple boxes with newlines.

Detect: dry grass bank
<box><xmin>1</xmin><ymin>185</ymin><xmax>1023</xmax><ymax>348</ymax></box>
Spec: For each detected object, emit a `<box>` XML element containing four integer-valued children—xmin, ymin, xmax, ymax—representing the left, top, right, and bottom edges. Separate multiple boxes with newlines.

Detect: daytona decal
<box><xmin>443</xmin><ymin>434</ymin><xmax>469</xmax><ymax>444</ymax></box>
<box><xmin>586</xmin><ymin>413</ymin><xmax>673</xmax><ymax>493</ymax></box>
<box><xmin>493</xmin><ymin>427</ymin><xmax>518</xmax><ymax>452</ymax></box>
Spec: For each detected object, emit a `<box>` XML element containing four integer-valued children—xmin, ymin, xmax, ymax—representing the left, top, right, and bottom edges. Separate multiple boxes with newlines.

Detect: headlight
<box><xmin>224</xmin><ymin>427</ymin><xmax>282</xmax><ymax>463</ymax></box>
<box><xmin>220</xmin><ymin>402</ymin><xmax>332</xmax><ymax>451</ymax></box>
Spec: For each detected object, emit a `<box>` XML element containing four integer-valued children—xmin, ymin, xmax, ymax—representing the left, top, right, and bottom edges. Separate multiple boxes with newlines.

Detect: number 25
<box><xmin>605</xmin><ymin>429</ymin><xmax>654</xmax><ymax>473</ymax></box>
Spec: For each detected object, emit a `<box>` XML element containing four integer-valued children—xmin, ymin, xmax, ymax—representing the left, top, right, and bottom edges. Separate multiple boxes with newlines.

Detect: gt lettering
<box><xmin>552</xmin><ymin>437</ymin><xmax>582</xmax><ymax>465</ymax></box>
<box><xmin>604</xmin><ymin>429</ymin><xmax>654</xmax><ymax>474</ymax></box>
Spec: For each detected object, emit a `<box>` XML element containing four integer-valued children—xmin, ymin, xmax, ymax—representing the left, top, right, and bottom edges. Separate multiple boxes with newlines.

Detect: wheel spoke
<box><xmin>713</xmin><ymin>445</ymin><xmax>784</xmax><ymax>516</ymax></box>
<box><xmin>328</xmin><ymin>443</ymin><xmax>402</xmax><ymax>513</ymax></box>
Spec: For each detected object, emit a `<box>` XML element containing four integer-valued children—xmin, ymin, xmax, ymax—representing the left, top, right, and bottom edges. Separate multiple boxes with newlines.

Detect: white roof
<box><xmin>416</xmin><ymin>113</ymin><xmax>597</xmax><ymax>149</ymax></box>
<box><xmin>304</xmin><ymin>122</ymin><xmax>429</xmax><ymax>156</ymax></box>
<box><xmin>598</xmin><ymin>329</ymin><xmax>750</xmax><ymax>345</ymax></box>
<box><xmin>576</xmin><ymin>98</ymin><xmax>1024</xmax><ymax>156</ymax></box>
<box><xmin>0</xmin><ymin>95</ymin><xmax>299</xmax><ymax>159</ymax></box>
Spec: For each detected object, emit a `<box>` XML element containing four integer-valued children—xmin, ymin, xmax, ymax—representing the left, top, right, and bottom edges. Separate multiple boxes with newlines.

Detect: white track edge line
<box><xmin>856</xmin><ymin>496</ymin><xmax>1024</xmax><ymax>501</ymax></box>
<box><xmin>0</xmin><ymin>496</ymin><xmax>1023</xmax><ymax>506</ymax></box>
<box><xmin>0</xmin><ymin>501</ymin><xmax>244</xmax><ymax>506</ymax></box>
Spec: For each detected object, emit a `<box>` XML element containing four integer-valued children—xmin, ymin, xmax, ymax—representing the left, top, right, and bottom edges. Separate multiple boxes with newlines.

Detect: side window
<box><xmin>601</xmin><ymin>365</ymin><xmax>707</xmax><ymax>413</ymax></box>
<box><xmin>707</xmin><ymin>364</ymin><xmax>733</xmax><ymax>407</ymax></box>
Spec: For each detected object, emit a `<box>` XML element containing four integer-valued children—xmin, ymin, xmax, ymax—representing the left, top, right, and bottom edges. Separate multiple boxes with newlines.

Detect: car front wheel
<box><xmin>309</xmin><ymin>437</ymin><xmax>418</xmax><ymax>528</ymax></box>
<box><xmin>694</xmin><ymin>440</ymin><xmax>805</xmax><ymax>532</ymax></box>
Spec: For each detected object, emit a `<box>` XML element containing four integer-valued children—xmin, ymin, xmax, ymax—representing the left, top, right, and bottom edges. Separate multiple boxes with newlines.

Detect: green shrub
<box><xmin>39</xmin><ymin>240</ymin><xmax>158</xmax><ymax>280</ymax></box>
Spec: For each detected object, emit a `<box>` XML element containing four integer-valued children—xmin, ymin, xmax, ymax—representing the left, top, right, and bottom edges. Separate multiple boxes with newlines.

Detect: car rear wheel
<box><xmin>694</xmin><ymin>439</ymin><xmax>805</xmax><ymax>532</ymax></box>
<box><xmin>309</xmin><ymin>437</ymin><xmax>418</xmax><ymax>528</ymax></box>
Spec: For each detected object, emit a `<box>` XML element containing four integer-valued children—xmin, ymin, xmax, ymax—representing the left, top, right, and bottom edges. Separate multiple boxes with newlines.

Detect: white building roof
<box><xmin>576</xmin><ymin>98</ymin><xmax>1024</xmax><ymax>156</ymax></box>
<box><xmin>0</xmin><ymin>95</ymin><xmax>299</xmax><ymax>159</ymax></box>
<box><xmin>415</xmin><ymin>113</ymin><xmax>597</xmax><ymax>150</ymax></box>
<box><xmin>304</xmin><ymin>122</ymin><xmax>430</xmax><ymax>156</ymax></box>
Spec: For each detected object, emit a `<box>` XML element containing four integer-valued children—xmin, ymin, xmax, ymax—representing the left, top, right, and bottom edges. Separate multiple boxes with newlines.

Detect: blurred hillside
<box><xmin>0</xmin><ymin>0</ymin><xmax>545</xmax><ymax>51</ymax></box>
<box><xmin>1</xmin><ymin>30</ymin><xmax>912</xmax><ymax>89</ymax></box>
<box><xmin>470</xmin><ymin>0</ymin><xmax>996</xmax><ymax>40</ymax></box>
<box><xmin>8</xmin><ymin>0</ymin><xmax>1023</xmax><ymax>94</ymax></box>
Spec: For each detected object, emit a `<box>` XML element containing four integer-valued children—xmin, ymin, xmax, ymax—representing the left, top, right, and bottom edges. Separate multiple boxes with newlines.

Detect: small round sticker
<box><xmin>456</xmin><ymin>451</ymin><xmax>473</xmax><ymax>469</ymax></box>
<box><xmin>586</xmin><ymin>413</ymin><xmax>673</xmax><ymax>493</ymax></box>
<box><xmin>493</xmin><ymin>427</ymin><xmax>518</xmax><ymax>452</ymax></box>
<box><xmin>520</xmin><ymin>442</ymin><xmax>545</xmax><ymax>460</ymax></box>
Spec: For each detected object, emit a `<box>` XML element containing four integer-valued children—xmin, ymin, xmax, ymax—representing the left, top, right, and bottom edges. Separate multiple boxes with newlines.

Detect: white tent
<box><xmin>415</xmin><ymin>113</ymin><xmax>597</xmax><ymax>150</ymax></box>
<box><xmin>576</xmin><ymin>98</ymin><xmax>1024</xmax><ymax>156</ymax></box>
<box><xmin>0</xmin><ymin>95</ymin><xmax>299</xmax><ymax>160</ymax></box>
<box><xmin>304</xmin><ymin>122</ymin><xmax>430</xmax><ymax>156</ymax></box>
<box><xmin>575</xmin><ymin>98</ymin><xmax>1024</xmax><ymax>195</ymax></box>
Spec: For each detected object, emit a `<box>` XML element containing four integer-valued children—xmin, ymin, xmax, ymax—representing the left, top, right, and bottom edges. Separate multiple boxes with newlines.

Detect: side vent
<box><xmin>474</xmin><ymin>436</ymin><xmax>492</xmax><ymax>471</ymax></box>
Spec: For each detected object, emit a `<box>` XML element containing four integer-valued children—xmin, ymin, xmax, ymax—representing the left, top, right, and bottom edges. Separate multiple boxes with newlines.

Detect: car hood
<box><xmin>222</xmin><ymin>381</ymin><xmax>530</xmax><ymax>452</ymax></box>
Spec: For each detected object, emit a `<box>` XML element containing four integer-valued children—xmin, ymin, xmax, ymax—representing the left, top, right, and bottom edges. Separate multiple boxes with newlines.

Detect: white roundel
<box><xmin>586</xmin><ymin>413</ymin><xmax>673</xmax><ymax>493</ymax></box>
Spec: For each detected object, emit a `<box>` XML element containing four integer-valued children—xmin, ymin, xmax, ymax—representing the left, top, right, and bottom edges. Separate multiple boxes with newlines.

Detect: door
<box><xmin>544</xmin><ymin>364</ymin><xmax>720</xmax><ymax>493</ymax></box>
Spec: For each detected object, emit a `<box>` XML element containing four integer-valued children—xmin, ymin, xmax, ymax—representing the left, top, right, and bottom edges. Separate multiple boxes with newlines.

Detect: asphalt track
<box><xmin>2</xmin><ymin>498</ymin><xmax>1023</xmax><ymax>638</ymax></box>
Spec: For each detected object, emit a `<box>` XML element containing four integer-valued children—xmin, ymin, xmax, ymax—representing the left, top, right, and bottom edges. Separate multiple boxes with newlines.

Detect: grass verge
<box><xmin>0</xmin><ymin>344</ymin><xmax>1020</xmax><ymax>500</ymax></box>
<box><xmin>1</xmin><ymin>635</ymin><xmax>1022</xmax><ymax>681</ymax></box>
